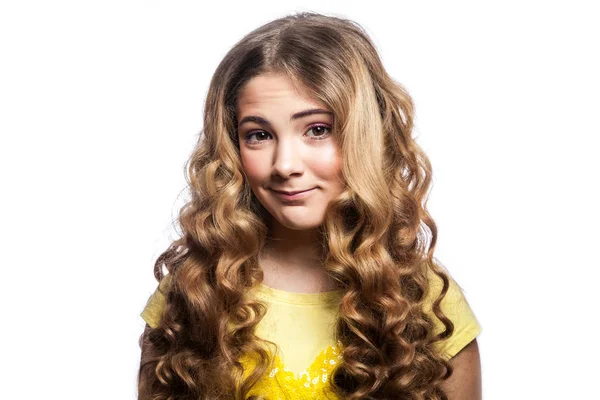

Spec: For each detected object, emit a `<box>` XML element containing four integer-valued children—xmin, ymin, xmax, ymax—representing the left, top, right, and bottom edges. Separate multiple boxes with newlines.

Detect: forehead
<box><xmin>236</xmin><ymin>73</ymin><xmax>326</xmax><ymax>113</ymax></box>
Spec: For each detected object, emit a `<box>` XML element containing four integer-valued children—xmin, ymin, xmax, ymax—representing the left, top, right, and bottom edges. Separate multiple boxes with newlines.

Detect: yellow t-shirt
<box><xmin>140</xmin><ymin>271</ymin><xmax>481</xmax><ymax>399</ymax></box>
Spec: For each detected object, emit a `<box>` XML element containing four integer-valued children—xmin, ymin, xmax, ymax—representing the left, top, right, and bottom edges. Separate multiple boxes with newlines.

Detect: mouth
<box><xmin>270</xmin><ymin>187</ymin><xmax>316</xmax><ymax>200</ymax></box>
<box><xmin>272</xmin><ymin>188</ymin><xmax>312</xmax><ymax>195</ymax></box>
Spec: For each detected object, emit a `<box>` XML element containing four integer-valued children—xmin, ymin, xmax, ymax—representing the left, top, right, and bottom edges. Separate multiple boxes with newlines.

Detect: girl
<box><xmin>138</xmin><ymin>12</ymin><xmax>482</xmax><ymax>400</ymax></box>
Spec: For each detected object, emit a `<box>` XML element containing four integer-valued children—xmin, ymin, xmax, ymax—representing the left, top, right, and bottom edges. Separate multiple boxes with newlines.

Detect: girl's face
<box><xmin>236</xmin><ymin>72</ymin><xmax>345</xmax><ymax>231</ymax></box>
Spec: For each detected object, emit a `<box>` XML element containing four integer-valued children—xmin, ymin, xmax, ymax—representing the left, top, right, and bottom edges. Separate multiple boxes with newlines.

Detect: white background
<box><xmin>1</xmin><ymin>1</ymin><xmax>598</xmax><ymax>399</ymax></box>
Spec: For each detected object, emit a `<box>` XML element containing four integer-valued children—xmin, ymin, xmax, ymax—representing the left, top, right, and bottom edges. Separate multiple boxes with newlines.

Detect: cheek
<box><xmin>240</xmin><ymin>151</ymin><xmax>267</xmax><ymax>185</ymax></box>
<box><xmin>311</xmin><ymin>144</ymin><xmax>343</xmax><ymax>181</ymax></box>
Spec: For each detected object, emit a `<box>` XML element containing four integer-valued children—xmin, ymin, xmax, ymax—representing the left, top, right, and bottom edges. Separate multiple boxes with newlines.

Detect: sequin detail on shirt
<box><xmin>240</xmin><ymin>341</ymin><xmax>343</xmax><ymax>399</ymax></box>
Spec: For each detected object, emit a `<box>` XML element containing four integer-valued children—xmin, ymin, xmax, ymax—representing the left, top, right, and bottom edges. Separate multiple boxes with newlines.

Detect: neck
<box><xmin>264</xmin><ymin>220</ymin><xmax>324</xmax><ymax>266</ymax></box>
<box><xmin>259</xmin><ymin>219</ymin><xmax>335</xmax><ymax>292</ymax></box>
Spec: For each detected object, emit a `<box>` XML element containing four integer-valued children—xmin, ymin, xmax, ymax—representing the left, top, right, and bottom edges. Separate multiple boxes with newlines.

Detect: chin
<box><xmin>282</xmin><ymin>221</ymin><xmax>322</xmax><ymax>231</ymax></box>
<box><xmin>271</xmin><ymin>212</ymin><xmax>324</xmax><ymax>231</ymax></box>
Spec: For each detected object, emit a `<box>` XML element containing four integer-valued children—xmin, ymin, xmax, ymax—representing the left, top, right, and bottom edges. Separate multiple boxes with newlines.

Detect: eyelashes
<box><xmin>243</xmin><ymin>124</ymin><xmax>332</xmax><ymax>145</ymax></box>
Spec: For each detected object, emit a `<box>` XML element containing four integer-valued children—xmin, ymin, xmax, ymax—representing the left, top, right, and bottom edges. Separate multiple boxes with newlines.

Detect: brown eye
<box><xmin>245</xmin><ymin>131</ymin><xmax>272</xmax><ymax>143</ymax></box>
<box><xmin>306</xmin><ymin>125</ymin><xmax>331</xmax><ymax>139</ymax></box>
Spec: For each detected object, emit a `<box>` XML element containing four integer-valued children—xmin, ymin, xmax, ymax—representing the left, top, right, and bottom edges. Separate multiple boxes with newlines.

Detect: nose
<box><xmin>271</xmin><ymin>136</ymin><xmax>303</xmax><ymax>179</ymax></box>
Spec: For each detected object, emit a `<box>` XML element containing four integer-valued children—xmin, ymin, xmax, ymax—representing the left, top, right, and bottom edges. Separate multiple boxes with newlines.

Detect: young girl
<box><xmin>138</xmin><ymin>12</ymin><xmax>482</xmax><ymax>400</ymax></box>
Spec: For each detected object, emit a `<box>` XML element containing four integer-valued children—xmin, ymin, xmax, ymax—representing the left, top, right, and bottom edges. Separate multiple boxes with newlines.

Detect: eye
<box><xmin>244</xmin><ymin>131</ymin><xmax>272</xmax><ymax>144</ymax></box>
<box><xmin>306</xmin><ymin>124</ymin><xmax>331</xmax><ymax>139</ymax></box>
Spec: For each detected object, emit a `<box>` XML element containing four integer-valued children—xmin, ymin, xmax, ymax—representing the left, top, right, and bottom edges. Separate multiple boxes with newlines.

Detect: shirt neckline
<box><xmin>253</xmin><ymin>282</ymin><xmax>344</xmax><ymax>305</ymax></box>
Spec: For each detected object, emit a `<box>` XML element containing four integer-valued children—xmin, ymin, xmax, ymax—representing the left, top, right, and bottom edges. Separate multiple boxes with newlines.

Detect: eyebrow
<box><xmin>237</xmin><ymin>108</ymin><xmax>333</xmax><ymax>130</ymax></box>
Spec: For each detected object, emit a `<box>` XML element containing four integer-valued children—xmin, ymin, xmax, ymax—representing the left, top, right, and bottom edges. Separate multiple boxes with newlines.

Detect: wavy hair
<box><xmin>138</xmin><ymin>11</ymin><xmax>455</xmax><ymax>400</ymax></box>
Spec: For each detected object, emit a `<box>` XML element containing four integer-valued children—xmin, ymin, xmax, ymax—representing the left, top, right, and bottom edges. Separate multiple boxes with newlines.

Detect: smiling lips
<box><xmin>270</xmin><ymin>187</ymin><xmax>316</xmax><ymax>200</ymax></box>
<box><xmin>271</xmin><ymin>188</ymin><xmax>313</xmax><ymax>195</ymax></box>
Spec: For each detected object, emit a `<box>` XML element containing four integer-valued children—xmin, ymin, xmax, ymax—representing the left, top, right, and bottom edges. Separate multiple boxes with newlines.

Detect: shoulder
<box><xmin>140</xmin><ymin>274</ymin><xmax>173</xmax><ymax>329</ymax></box>
<box><xmin>423</xmin><ymin>267</ymin><xmax>482</xmax><ymax>361</ymax></box>
<box><xmin>424</xmin><ymin>268</ymin><xmax>470</xmax><ymax>311</ymax></box>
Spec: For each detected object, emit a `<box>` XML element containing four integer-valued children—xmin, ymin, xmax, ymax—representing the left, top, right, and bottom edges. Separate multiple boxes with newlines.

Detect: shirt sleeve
<box><xmin>423</xmin><ymin>269</ymin><xmax>482</xmax><ymax>361</ymax></box>
<box><xmin>140</xmin><ymin>274</ymin><xmax>172</xmax><ymax>329</ymax></box>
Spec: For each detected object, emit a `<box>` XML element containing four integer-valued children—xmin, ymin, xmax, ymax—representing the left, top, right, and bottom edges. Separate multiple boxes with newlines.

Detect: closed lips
<box><xmin>272</xmin><ymin>188</ymin><xmax>313</xmax><ymax>195</ymax></box>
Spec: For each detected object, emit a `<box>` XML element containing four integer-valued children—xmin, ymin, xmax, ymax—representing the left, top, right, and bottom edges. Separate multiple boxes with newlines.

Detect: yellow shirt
<box><xmin>141</xmin><ymin>271</ymin><xmax>481</xmax><ymax>399</ymax></box>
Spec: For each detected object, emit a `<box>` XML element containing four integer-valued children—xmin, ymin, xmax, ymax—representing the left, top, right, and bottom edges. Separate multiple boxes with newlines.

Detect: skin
<box><xmin>441</xmin><ymin>338</ymin><xmax>482</xmax><ymax>399</ymax></box>
<box><xmin>233</xmin><ymin>72</ymin><xmax>482</xmax><ymax>397</ymax></box>
<box><xmin>236</xmin><ymin>72</ymin><xmax>345</xmax><ymax>293</ymax></box>
<box><xmin>140</xmin><ymin>74</ymin><xmax>482</xmax><ymax>399</ymax></box>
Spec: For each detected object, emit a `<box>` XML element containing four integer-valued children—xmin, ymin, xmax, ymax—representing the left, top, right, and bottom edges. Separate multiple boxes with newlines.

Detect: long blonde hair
<box><xmin>138</xmin><ymin>11</ymin><xmax>454</xmax><ymax>400</ymax></box>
